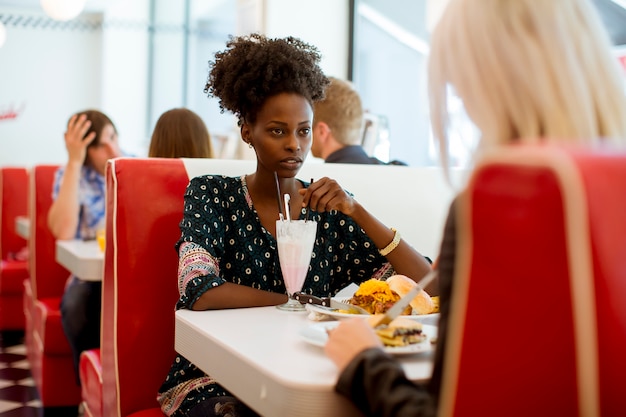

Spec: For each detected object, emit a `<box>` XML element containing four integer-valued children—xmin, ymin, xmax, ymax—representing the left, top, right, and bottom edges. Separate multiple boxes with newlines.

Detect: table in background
<box><xmin>55</xmin><ymin>239</ymin><xmax>104</xmax><ymax>281</ymax></box>
<box><xmin>176</xmin><ymin>307</ymin><xmax>434</xmax><ymax>417</ymax></box>
<box><xmin>15</xmin><ymin>216</ymin><xmax>30</xmax><ymax>240</ymax></box>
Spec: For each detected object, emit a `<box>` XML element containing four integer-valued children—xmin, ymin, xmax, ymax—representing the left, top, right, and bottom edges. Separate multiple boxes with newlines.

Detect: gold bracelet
<box><xmin>379</xmin><ymin>228</ymin><xmax>401</xmax><ymax>256</ymax></box>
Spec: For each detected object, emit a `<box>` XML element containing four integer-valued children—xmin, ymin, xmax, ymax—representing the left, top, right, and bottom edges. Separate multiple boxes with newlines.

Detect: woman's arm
<box><xmin>335</xmin><ymin>348</ymin><xmax>437</xmax><ymax>417</ymax></box>
<box><xmin>191</xmin><ymin>282</ymin><xmax>287</xmax><ymax>310</ymax></box>
<box><xmin>326</xmin><ymin>317</ymin><xmax>435</xmax><ymax>417</ymax></box>
<box><xmin>177</xmin><ymin>176</ymin><xmax>289</xmax><ymax>311</ymax></box>
<box><xmin>48</xmin><ymin>114</ymin><xmax>96</xmax><ymax>239</ymax></box>
<box><xmin>300</xmin><ymin>177</ymin><xmax>434</xmax><ymax>293</ymax></box>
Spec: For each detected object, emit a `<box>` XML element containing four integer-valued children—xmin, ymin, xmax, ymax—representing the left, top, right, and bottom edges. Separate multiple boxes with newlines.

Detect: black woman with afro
<box><xmin>157</xmin><ymin>33</ymin><xmax>433</xmax><ymax>417</ymax></box>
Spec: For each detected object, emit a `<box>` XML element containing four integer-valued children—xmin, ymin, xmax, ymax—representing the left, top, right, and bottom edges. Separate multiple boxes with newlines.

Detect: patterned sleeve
<box><xmin>175</xmin><ymin>176</ymin><xmax>229</xmax><ymax>309</ymax></box>
<box><xmin>51</xmin><ymin>167</ymin><xmax>64</xmax><ymax>200</ymax></box>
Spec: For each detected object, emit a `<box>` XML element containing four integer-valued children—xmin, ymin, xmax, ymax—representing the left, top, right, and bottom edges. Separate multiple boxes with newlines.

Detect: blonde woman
<box><xmin>324</xmin><ymin>0</ymin><xmax>626</xmax><ymax>415</ymax></box>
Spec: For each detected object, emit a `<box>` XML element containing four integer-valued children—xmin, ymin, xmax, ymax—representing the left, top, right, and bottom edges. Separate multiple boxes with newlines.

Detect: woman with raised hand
<box><xmin>48</xmin><ymin>110</ymin><xmax>122</xmax><ymax>384</ymax></box>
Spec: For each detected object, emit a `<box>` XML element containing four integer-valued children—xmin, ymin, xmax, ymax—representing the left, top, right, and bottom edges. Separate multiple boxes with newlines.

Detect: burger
<box><xmin>386</xmin><ymin>274</ymin><xmax>435</xmax><ymax>315</ymax></box>
<box><xmin>366</xmin><ymin>315</ymin><xmax>426</xmax><ymax>347</ymax></box>
<box><xmin>349</xmin><ymin>275</ymin><xmax>435</xmax><ymax>315</ymax></box>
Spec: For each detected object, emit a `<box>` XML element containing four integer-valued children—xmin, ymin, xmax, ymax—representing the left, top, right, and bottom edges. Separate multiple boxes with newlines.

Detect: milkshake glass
<box><xmin>276</xmin><ymin>219</ymin><xmax>317</xmax><ymax>311</ymax></box>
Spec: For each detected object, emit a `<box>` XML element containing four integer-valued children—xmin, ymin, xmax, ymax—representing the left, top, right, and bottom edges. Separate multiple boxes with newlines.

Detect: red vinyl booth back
<box><xmin>0</xmin><ymin>167</ymin><xmax>29</xmax><ymax>330</ymax></box>
<box><xmin>28</xmin><ymin>165</ymin><xmax>71</xmax><ymax>300</ymax></box>
<box><xmin>439</xmin><ymin>145</ymin><xmax>626</xmax><ymax>417</ymax></box>
<box><xmin>26</xmin><ymin>165</ymin><xmax>81</xmax><ymax>407</ymax></box>
<box><xmin>102</xmin><ymin>158</ymin><xmax>187</xmax><ymax>416</ymax></box>
<box><xmin>1</xmin><ymin>167</ymin><xmax>28</xmax><ymax>260</ymax></box>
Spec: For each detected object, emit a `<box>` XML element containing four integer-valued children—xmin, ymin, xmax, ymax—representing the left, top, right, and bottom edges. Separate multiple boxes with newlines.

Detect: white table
<box><xmin>15</xmin><ymin>216</ymin><xmax>30</xmax><ymax>239</ymax></box>
<box><xmin>55</xmin><ymin>239</ymin><xmax>104</xmax><ymax>281</ymax></box>
<box><xmin>176</xmin><ymin>307</ymin><xmax>434</xmax><ymax>417</ymax></box>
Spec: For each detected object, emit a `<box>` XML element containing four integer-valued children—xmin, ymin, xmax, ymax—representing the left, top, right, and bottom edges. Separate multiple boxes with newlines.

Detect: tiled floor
<box><xmin>0</xmin><ymin>331</ymin><xmax>40</xmax><ymax>417</ymax></box>
<box><xmin>0</xmin><ymin>331</ymin><xmax>79</xmax><ymax>417</ymax></box>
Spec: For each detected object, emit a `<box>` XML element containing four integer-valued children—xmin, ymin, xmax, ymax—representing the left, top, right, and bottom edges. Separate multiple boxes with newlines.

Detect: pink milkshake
<box><xmin>276</xmin><ymin>219</ymin><xmax>317</xmax><ymax>311</ymax></box>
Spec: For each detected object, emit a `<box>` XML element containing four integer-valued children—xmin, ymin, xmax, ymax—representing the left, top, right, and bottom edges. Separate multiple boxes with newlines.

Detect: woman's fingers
<box><xmin>302</xmin><ymin>177</ymin><xmax>355</xmax><ymax>214</ymax></box>
<box><xmin>324</xmin><ymin>318</ymin><xmax>382</xmax><ymax>371</ymax></box>
<box><xmin>64</xmin><ymin>114</ymin><xmax>94</xmax><ymax>163</ymax></box>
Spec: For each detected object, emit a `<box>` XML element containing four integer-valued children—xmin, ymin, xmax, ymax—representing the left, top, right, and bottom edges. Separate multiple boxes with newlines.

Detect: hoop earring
<box><xmin>248</xmin><ymin>142</ymin><xmax>253</xmax><ymax>149</ymax></box>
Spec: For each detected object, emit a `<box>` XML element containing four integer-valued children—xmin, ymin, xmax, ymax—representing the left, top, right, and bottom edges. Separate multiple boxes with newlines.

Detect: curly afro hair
<box><xmin>205</xmin><ymin>33</ymin><xmax>330</xmax><ymax>126</ymax></box>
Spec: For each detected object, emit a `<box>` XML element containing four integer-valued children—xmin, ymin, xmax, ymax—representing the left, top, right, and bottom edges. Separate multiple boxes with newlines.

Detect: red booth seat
<box><xmin>439</xmin><ymin>145</ymin><xmax>626</xmax><ymax>417</ymax></box>
<box><xmin>99</xmin><ymin>158</ymin><xmax>188</xmax><ymax>417</ymax></box>
<box><xmin>80</xmin><ymin>348</ymin><xmax>102</xmax><ymax>417</ymax></box>
<box><xmin>81</xmin><ymin>156</ymin><xmax>459</xmax><ymax>416</ymax></box>
<box><xmin>0</xmin><ymin>167</ymin><xmax>29</xmax><ymax>331</ymax></box>
<box><xmin>26</xmin><ymin>165</ymin><xmax>81</xmax><ymax>408</ymax></box>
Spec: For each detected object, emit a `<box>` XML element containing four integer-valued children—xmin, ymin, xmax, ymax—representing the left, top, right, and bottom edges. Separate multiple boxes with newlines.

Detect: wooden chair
<box><xmin>0</xmin><ymin>167</ymin><xmax>29</xmax><ymax>331</ymax></box>
<box><xmin>25</xmin><ymin>165</ymin><xmax>81</xmax><ymax>408</ymax></box>
<box><xmin>439</xmin><ymin>145</ymin><xmax>626</xmax><ymax>417</ymax></box>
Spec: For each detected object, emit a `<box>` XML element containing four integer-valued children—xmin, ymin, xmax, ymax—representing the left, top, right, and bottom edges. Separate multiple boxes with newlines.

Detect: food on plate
<box><xmin>348</xmin><ymin>278</ymin><xmax>407</xmax><ymax>314</ymax></box>
<box><xmin>386</xmin><ymin>274</ymin><xmax>435</xmax><ymax>315</ymax></box>
<box><xmin>431</xmin><ymin>296</ymin><xmax>440</xmax><ymax>313</ymax></box>
<box><xmin>348</xmin><ymin>275</ymin><xmax>435</xmax><ymax>315</ymax></box>
<box><xmin>366</xmin><ymin>315</ymin><xmax>427</xmax><ymax>347</ymax></box>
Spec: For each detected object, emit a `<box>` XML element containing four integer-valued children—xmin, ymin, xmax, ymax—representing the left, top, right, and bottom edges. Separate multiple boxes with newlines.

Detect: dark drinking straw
<box><xmin>274</xmin><ymin>171</ymin><xmax>285</xmax><ymax>220</ymax></box>
<box><xmin>305</xmin><ymin>178</ymin><xmax>314</xmax><ymax>222</ymax></box>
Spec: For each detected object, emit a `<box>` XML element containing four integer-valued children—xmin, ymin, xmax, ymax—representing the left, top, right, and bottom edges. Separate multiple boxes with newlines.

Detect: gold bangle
<box><xmin>379</xmin><ymin>228</ymin><xmax>401</xmax><ymax>256</ymax></box>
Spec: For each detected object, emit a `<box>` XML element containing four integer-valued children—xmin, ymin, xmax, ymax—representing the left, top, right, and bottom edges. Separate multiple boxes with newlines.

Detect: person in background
<box><xmin>157</xmin><ymin>34</ymin><xmax>433</xmax><ymax>417</ymax></box>
<box><xmin>324</xmin><ymin>0</ymin><xmax>626</xmax><ymax>415</ymax></box>
<box><xmin>312</xmin><ymin>76</ymin><xmax>406</xmax><ymax>165</ymax></box>
<box><xmin>47</xmin><ymin>109</ymin><xmax>122</xmax><ymax>383</ymax></box>
<box><xmin>148</xmin><ymin>107</ymin><xmax>214</xmax><ymax>158</ymax></box>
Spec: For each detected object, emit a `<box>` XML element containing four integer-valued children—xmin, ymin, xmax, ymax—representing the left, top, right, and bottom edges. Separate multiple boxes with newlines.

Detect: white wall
<box><xmin>264</xmin><ymin>0</ymin><xmax>349</xmax><ymax>79</ymax></box>
<box><xmin>0</xmin><ymin>6</ymin><xmax>103</xmax><ymax>166</ymax></box>
<box><xmin>0</xmin><ymin>0</ymin><xmax>349</xmax><ymax>167</ymax></box>
<box><xmin>100</xmin><ymin>0</ymin><xmax>150</xmax><ymax>156</ymax></box>
<box><xmin>0</xmin><ymin>1</ymin><xmax>151</xmax><ymax>166</ymax></box>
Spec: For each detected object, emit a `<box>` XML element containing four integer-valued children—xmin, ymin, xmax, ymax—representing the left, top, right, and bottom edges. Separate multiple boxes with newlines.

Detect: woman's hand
<box><xmin>324</xmin><ymin>318</ymin><xmax>383</xmax><ymax>371</ymax></box>
<box><xmin>65</xmin><ymin>114</ymin><xmax>96</xmax><ymax>165</ymax></box>
<box><xmin>299</xmin><ymin>177</ymin><xmax>358</xmax><ymax>216</ymax></box>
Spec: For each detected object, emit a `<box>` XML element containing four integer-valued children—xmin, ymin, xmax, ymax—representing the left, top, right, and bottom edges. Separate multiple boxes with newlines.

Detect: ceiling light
<box><xmin>40</xmin><ymin>0</ymin><xmax>86</xmax><ymax>22</ymax></box>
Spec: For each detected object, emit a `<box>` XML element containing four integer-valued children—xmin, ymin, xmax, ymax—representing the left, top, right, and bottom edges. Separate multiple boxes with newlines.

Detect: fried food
<box><xmin>349</xmin><ymin>279</ymin><xmax>408</xmax><ymax>314</ymax></box>
<box><xmin>349</xmin><ymin>276</ymin><xmax>435</xmax><ymax>315</ymax></box>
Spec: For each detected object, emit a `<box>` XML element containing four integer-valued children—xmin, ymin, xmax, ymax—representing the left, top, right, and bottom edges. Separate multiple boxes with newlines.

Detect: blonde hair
<box><xmin>429</xmin><ymin>0</ymin><xmax>626</xmax><ymax>169</ymax></box>
<box><xmin>148</xmin><ymin>108</ymin><xmax>214</xmax><ymax>158</ymax></box>
<box><xmin>313</xmin><ymin>77</ymin><xmax>364</xmax><ymax>146</ymax></box>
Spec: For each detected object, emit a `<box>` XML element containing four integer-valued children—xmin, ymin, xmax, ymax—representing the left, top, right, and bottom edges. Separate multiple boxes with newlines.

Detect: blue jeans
<box><xmin>60</xmin><ymin>276</ymin><xmax>102</xmax><ymax>384</ymax></box>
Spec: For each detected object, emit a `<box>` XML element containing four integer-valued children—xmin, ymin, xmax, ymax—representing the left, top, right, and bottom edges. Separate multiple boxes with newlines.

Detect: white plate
<box><xmin>299</xmin><ymin>321</ymin><xmax>437</xmax><ymax>356</ymax></box>
<box><xmin>305</xmin><ymin>298</ymin><xmax>440</xmax><ymax>326</ymax></box>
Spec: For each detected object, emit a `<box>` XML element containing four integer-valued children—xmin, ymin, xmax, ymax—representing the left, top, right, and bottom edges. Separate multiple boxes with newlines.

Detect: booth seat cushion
<box><xmin>0</xmin><ymin>260</ymin><xmax>29</xmax><ymax>293</ymax></box>
<box><xmin>26</xmin><ymin>164</ymin><xmax>81</xmax><ymax>408</ymax></box>
<box><xmin>127</xmin><ymin>409</ymin><xmax>164</xmax><ymax>417</ymax></box>
<box><xmin>23</xmin><ymin>279</ymin><xmax>34</xmax><ymax>352</ymax></box>
<box><xmin>102</xmin><ymin>158</ymin><xmax>187</xmax><ymax>417</ymax></box>
<box><xmin>80</xmin><ymin>348</ymin><xmax>103</xmax><ymax>417</ymax></box>
<box><xmin>33</xmin><ymin>297</ymin><xmax>72</xmax><ymax>355</ymax></box>
<box><xmin>439</xmin><ymin>145</ymin><xmax>626</xmax><ymax>417</ymax></box>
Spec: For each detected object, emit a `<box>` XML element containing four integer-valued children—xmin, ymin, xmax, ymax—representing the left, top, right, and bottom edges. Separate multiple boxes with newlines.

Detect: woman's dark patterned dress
<box><xmin>158</xmin><ymin>175</ymin><xmax>393</xmax><ymax>416</ymax></box>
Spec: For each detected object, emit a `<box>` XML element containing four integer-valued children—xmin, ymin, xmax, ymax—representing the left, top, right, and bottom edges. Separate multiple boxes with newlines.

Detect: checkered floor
<box><xmin>0</xmin><ymin>331</ymin><xmax>79</xmax><ymax>417</ymax></box>
<box><xmin>0</xmin><ymin>331</ymin><xmax>40</xmax><ymax>416</ymax></box>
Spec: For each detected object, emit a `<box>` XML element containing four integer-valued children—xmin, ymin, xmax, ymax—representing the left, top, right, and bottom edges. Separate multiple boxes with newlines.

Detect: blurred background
<box><xmin>1</xmin><ymin>0</ymin><xmax>625</xmax><ymax>168</ymax></box>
